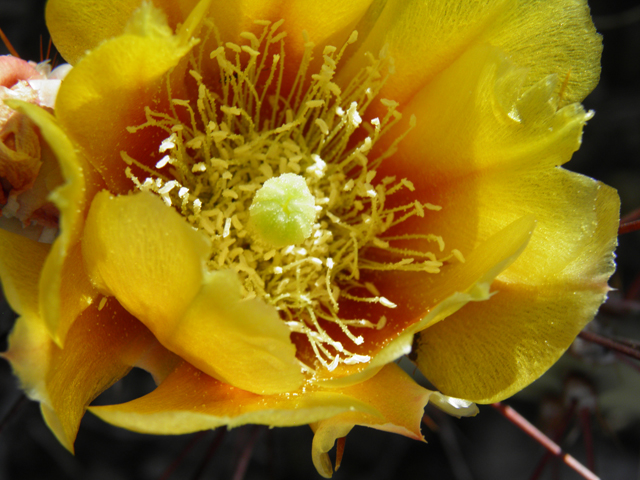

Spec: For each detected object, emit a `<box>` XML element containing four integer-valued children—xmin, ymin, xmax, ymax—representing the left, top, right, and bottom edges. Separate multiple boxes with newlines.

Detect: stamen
<box><xmin>122</xmin><ymin>20</ymin><xmax>454</xmax><ymax>372</ymax></box>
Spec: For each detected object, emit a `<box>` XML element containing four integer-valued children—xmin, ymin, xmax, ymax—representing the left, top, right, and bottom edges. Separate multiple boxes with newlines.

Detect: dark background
<box><xmin>0</xmin><ymin>1</ymin><xmax>639</xmax><ymax>479</ymax></box>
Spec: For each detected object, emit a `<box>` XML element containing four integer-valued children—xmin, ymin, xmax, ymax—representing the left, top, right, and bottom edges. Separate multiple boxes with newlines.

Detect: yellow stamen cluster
<box><xmin>124</xmin><ymin>20</ymin><xmax>462</xmax><ymax>372</ymax></box>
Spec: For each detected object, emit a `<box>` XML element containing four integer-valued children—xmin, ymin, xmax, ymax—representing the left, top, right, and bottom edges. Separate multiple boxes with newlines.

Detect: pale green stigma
<box><xmin>249</xmin><ymin>173</ymin><xmax>316</xmax><ymax>248</ymax></box>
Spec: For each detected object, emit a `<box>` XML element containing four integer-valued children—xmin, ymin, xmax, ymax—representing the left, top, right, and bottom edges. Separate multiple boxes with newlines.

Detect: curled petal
<box><xmin>311</xmin><ymin>363</ymin><xmax>432</xmax><ymax>478</ymax></box>
<box><xmin>82</xmin><ymin>190</ymin><xmax>208</xmax><ymax>328</ymax></box>
<box><xmin>83</xmin><ymin>191</ymin><xmax>302</xmax><ymax>394</ymax></box>
<box><xmin>89</xmin><ymin>360</ymin><xmax>380</xmax><ymax>434</ymax></box>
<box><xmin>173</xmin><ymin>270</ymin><xmax>304</xmax><ymax>394</ymax></box>
<box><xmin>53</xmin><ymin>1</ymin><xmax>202</xmax><ymax>193</ymax></box>
<box><xmin>6</xmin><ymin>100</ymin><xmax>98</xmax><ymax>345</ymax></box>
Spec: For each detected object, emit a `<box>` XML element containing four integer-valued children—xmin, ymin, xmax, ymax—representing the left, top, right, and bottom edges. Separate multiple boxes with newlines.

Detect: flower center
<box><xmin>124</xmin><ymin>20</ymin><xmax>462</xmax><ymax>372</ymax></box>
<box><xmin>249</xmin><ymin>173</ymin><xmax>317</xmax><ymax>248</ymax></box>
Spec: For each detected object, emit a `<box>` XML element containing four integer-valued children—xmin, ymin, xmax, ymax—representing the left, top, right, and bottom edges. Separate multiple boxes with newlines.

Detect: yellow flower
<box><xmin>0</xmin><ymin>0</ymin><xmax>619</xmax><ymax>476</ymax></box>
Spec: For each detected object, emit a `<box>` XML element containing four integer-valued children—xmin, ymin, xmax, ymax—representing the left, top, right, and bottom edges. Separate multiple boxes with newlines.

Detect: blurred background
<box><xmin>0</xmin><ymin>0</ymin><xmax>639</xmax><ymax>479</ymax></box>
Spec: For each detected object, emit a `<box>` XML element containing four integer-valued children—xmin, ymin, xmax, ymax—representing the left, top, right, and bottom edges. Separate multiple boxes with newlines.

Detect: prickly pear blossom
<box><xmin>0</xmin><ymin>0</ymin><xmax>618</xmax><ymax>476</ymax></box>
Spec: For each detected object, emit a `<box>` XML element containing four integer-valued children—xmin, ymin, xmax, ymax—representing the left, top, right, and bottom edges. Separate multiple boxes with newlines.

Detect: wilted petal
<box><xmin>0</xmin><ymin>56</ymin><xmax>42</xmax><ymax>86</ymax></box>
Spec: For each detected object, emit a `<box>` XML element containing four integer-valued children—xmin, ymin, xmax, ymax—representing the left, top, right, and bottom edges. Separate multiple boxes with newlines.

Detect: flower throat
<box><xmin>124</xmin><ymin>19</ymin><xmax>460</xmax><ymax>372</ymax></box>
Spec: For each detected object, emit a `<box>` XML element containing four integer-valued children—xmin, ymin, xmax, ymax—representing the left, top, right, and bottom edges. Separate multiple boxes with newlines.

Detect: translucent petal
<box><xmin>338</xmin><ymin>0</ymin><xmax>600</xmax><ymax>107</ymax></box>
<box><xmin>416</xmin><ymin>174</ymin><xmax>619</xmax><ymax>403</ymax></box>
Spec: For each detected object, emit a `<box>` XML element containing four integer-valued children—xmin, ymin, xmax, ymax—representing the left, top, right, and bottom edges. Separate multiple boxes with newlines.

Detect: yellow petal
<box><xmin>377</xmin><ymin>43</ymin><xmax>591</xmax><ymax>190</ymax></box>
<box><xmin>371</xmin><ymin>43</ymin><xmax>598</xmax><ymax>274</ymax></box>
<box><xmin>416</xmin><ymin>174</ymin><xmax>619</xmax><ymax>403</ymax></box>
<box><xmin>41</xmin><ymin>299</ymin><xmax>156</xmax><ymax>452</ymax></box>
<box><xmin>82</xmin><ymin>191</ymin><xmax>209</xmax><ymax>331</ymax></box>
<box><xmin>5</xmin><ymin>298</ymin><xmax>156</xmax><ymax>452</ymax></box>
<box><xmin>4</xmin><ymin>100</ymin><xmax>98</xmax><ymax>345</ymax></box>
<box><xmin>83</xmin><ymin>191</ymin><xmax>301</xmax><ymax>394</ymax></box>
<box><xmin>172</xmin><ymin>270</ymin><xmax>303</xmax><ymax>394</ymax></box>
<box><xmin>2</xmin><ymin>313</ymin><xmax>51</xmax><ymax>405</ymax></box>
<box><xmin>311</xmin><ymin>363</ymin><xmax>432</xmax><ymax>478</ymax></box>
<box><xmin>0</xmin><ymin>228</ymin><xmax>49</xmax><ymax>318</ymax></box>
<box><xmin>478</xmin><ymin>169</ymin><xmax>618</xmax><ymax>287</ymax></box>
<box><xmin>41</xmin><ymin>242</ymin><xmax>98</xmax><ymax>346</ymax></box>
<box><xmin>89</xmin><ymin>360</ymin><xmax>379</xmax><ymax>434</ymax></box>
<box><xmin>318</xmin><ymin>214</ymin><xmax>535</xmax><ymax>388</ymax></box>
<box><xmin>45</xmin><ymin>0</ymin><xmax>265</xmax><ymax>65</ymax></box>
<box><xmin>480</xmin><ymin>0</ymin><xmax>601</xmax><ymax>106</ymax></box>
<box><xmin>174</xmin><ymin>0</ymin><xmax>372</xmax><ymax>56</ymax></box>
<box><xmin>267</xmin><ymin>0</ymin><xmax>373</xmax><ymax>60</ymax></box>
<box><xmin>46</xmin><ymin>0</ymin><xmax>213</xmax><ymax>61</ymax></box>
<box><xmin>134</xmin><ymin>340</ymin><xmax>182</xmax><ymax>385</ymax></box>
<box><xmin>54</xmin><ymin>2</ymin><xmax>199</xmax><ymax>193</ymax></box>
<box><xmin>46</xmin><ymin>0</ymin><xmax>142</xmax><ymax>64</ymax></box>
<box><xmin>338</xmin><ymin>0</ymin><xmax>599</xmax><ymax>108</ymax></box>
<box><xmin>0</xmin><ymin>230</ymin><xmax>51</xmax><ymax>403</ymax></box>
